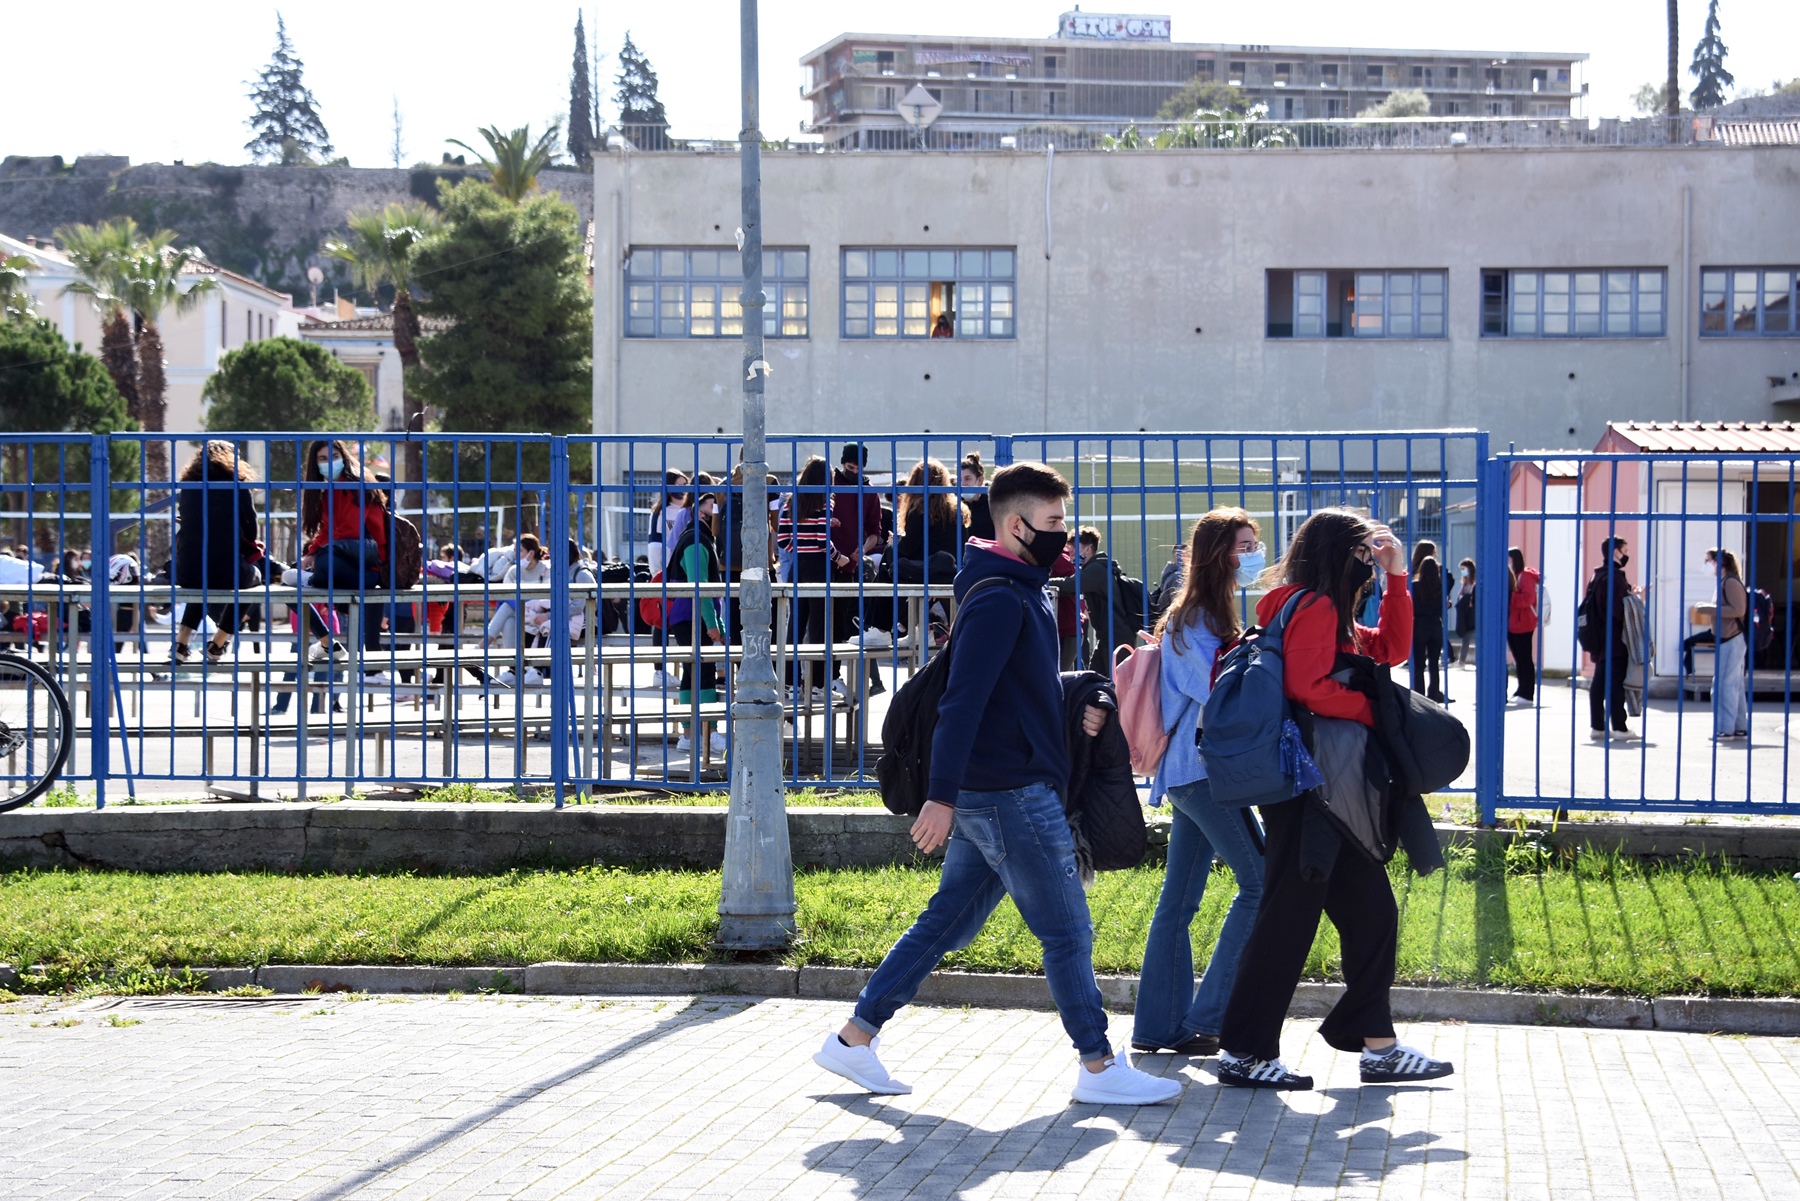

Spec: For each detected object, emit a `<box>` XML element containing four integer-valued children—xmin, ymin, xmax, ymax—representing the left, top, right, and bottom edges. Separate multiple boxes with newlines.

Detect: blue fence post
<box><xmin>992</xmin><ymin>435</ymin><xmax>1014</xmax><ymax>468</ymax></box>
<box><xmin>1474</xmin><ymin>449</ymin><xmax>1507</xmax><ymax>826</ymax></box>
<box><xmin>548</xmin><ymin>440</ymin><xmax>571</xmax><ymax>809</ymax></box>
<box><xmin>89</xmin><ymin>434</ymin><xmax>112</xmax><ymax>810</ymax></box>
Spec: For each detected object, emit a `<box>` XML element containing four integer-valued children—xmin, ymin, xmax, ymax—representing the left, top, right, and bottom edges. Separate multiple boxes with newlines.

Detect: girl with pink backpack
<box><xmin>1128</xmin><ymin>508</ymin><xmax>1268</xmax><ymax>1057</ymax></box>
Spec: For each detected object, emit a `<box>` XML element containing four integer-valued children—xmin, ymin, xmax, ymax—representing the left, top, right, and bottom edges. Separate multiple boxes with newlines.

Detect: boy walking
<box><xmin>812</xmin><ymin>462</ymin><xmax>1181</xmax><ymax>1106</ymax></box>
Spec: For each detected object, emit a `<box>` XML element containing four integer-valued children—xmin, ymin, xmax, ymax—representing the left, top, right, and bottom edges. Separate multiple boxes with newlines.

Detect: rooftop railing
<box><xmin>609</xmin><ymin>115</ymin><xmax>1789</xmax><ymax>154</ymax></box>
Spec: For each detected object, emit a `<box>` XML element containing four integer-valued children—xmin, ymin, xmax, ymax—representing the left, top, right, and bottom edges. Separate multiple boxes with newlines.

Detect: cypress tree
<box><xmin>245</xmin><ymin>14</ymin><xmax>334</xmax><ymax>164</ymax></box>
<box><xmin>615</xmin><ymin>32</ymin><xmax>668</xmax><ymax>146</ymax></box>
<box><xmin>569</xmin><ymin>14</ymin><xmax>599</xmax><ymax>168</ymax></box>
<box><xmin>1688</xmin><ymin>0</ymin><xmax>1734</xmax><ymax>110</ymax></box>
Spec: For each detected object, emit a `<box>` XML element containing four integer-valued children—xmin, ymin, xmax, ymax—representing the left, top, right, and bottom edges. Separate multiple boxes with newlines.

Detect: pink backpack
<box><xmin>1111</xmin><ymin>636</ymin><xmax>1167</xmax><ymax>777</ymax></box>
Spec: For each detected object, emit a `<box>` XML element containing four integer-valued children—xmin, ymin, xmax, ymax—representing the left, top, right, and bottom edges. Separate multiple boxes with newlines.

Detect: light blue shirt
<box><xmin>1148</xmin><ymin>616</ymin><xmax>1224</xmax><ymax>804</ymax></box>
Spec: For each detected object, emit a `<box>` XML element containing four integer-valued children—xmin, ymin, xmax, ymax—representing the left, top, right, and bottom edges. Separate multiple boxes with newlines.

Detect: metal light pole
<box><xmin>717</xmin><ymin>0</ymin><xmax>796</xmax><ymax>949</ymax></box>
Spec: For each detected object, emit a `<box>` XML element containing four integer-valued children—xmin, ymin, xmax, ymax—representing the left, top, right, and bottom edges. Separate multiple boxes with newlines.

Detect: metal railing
<box><xmin>4</xmin><ymin>430</ymin><xmax>1795</xmax><ymax>819</ymax></box>
<box><xmin>612</xmin><ymin>116</ymin><xmax>1721</xmax><ymax>154</ymax></box>
<box><xmin>1477</xmin><ymin>452</ymin><xmax>1800</xmax><ymax>821</ymax></box>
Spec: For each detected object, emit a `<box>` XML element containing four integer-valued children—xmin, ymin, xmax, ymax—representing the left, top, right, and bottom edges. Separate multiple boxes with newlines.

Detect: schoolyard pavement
<box><xmin>0</xmin><ymin>992</ymin><xmax>1796</xmax><ymax>1200</ymax></box>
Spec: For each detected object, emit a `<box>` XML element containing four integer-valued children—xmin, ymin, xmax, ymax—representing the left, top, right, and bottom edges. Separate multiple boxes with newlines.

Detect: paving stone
<box><xmin>0</xmin><ymin>995</ymin><xmax>1794</xmax><ymax>1198</ymax></box>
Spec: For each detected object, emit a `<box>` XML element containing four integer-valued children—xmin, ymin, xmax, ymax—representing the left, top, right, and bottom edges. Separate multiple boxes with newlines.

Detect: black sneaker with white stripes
<box><xmin>1216</xmin><ymin>1052</ymin><xmax>1312</xmax><ymax>1090</ymax></box>
<box><xmin>1360</xmin><ymin>1043</ymin><xmax>1455</xmax><ymax>1084</ymax></box>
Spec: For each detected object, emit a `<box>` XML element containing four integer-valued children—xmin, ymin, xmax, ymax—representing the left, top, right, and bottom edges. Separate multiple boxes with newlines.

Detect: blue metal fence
<box><xmin>4</xmin><ymin>430</ymin><xmax>1792</xmax><ymax>818</ymax></box>
<box><xmin>1478</xmin><ymin>451</ymin><xmax>1799</xmax><ymax>820</ymax></box>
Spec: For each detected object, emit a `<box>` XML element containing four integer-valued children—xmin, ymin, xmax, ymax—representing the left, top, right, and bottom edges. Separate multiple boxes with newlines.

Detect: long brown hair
<box><xmin>180</xmin><ymin>440</ymin><xmax>258</xmax><ymax>483</ymax></box>
<box><xmin>795</xmin><ymin>455</ymin><xmax>829</xmax><ymax>520</ymax></box>
<box><xmin>1155</xmin><ymin>508</ymin><xmax>1256</xmax><ymax>651</ymax></box>
<box><xmin>300</xmin><ymin>439</ymin><xmax>387</xmax><ymax>539</ymax></box>
<box><xmin>897</xmin><ymin>458</ymin><xmax>968</xmax><ymax>533</ymax></box>
<box><xmin>1265</xmin><ymin>507</ymin><xmax>1377</xmax><ymax>646</ymax></box>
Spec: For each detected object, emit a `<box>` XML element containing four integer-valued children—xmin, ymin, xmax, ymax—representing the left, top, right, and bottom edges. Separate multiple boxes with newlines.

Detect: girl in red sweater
<box><xmin>1215</xmin><ymin>508</ymin><xmax>1454</xmax><ymax>1091</ymax></box>
<box><xmin>292</xmin><ymin>440</ymin><xmax>391</xmax><ymax>658</ymax></box>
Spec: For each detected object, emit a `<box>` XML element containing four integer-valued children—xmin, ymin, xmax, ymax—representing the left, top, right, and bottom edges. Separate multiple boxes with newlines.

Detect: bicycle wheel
<box><xmin>0</xmin><ymin>652</ymin><xmax>72</xmax><ymax>813</ymax></box>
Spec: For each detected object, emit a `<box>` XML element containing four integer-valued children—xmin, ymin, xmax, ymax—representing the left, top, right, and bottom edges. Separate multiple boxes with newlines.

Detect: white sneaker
<box><xmin>812</xmin><ymin>1033</ymin><xmax>911</xmax><ymax>1095</ymax></box>
<box><xmin>853</xmin><ymin>628</ymin><xmax>892</xmax><ymax>649</ymax></box>
<box><xmin>523</xmin><ymin>667</ymin><xmax>546</xmax><ymax>687</ymax></box>
<box><xmin>709</xmin><ymin>731</ymin><xmax>729</xmax><ymax>755</ymax></box>
<box><xmin>495</xmin><ymin>668</ymin><xmax>518</xmax><ymax>688</ymax></box>
<box><xmin>829</xmin><ymin>679</ymin><xmax>851</xmax><ymax>703</ymax></box>
<box><xmin>657</xmin><ymin>668</ymin><xmax>683</xmax><ymax>693</ymax></box>
<box><xmin>281</xmin><ymin>567</ymin><xmax>312</xmax><ymax>587</ymax></box>
<box><xmin>1070</xmin><ymin>1057</ymin><xmax>1183</xmax><ymax>1105</ymax></box>
<box><xmin>362</xmin><ymin>672</ymin><xmax>394</xmax><ymax>687</ymax></box>
<box><xmin>676</xmin><ymin>734</ymin><xmax>694</xmax><ymax>751</ymax></box>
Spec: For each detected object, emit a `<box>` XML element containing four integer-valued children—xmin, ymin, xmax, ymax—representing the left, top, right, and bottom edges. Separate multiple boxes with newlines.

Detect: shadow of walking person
<box><xmin>802</xmin><ymin>1092</ymin><xmax>1121</xmax><ymax>1199</ymax></box>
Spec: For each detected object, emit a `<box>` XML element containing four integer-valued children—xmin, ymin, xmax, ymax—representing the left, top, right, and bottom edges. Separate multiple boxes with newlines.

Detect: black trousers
<box><xmin>1508</xmin><ymin>630</ymin><xmax>1537</xmax><ymax>700</ymax></box>
<box><xmin>1589</xmin><ymin>646</ymin><xmax>1630</xmax><ymax>732</ymax></box>
<box><xmin>1219</xmin><ymin>796</ymin><xmax>1398</xmax><ymax>1062</ymax></box>
<box><xmin>1410</xmin><ymin>629</ymin><xmax>1443</xmax><ymax>701</ymax></box>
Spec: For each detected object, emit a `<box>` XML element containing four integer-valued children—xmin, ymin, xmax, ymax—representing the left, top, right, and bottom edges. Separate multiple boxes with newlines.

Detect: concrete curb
<box><xmin>16</xmin><ymin>961</ymin><xmax>1788</xmax><ymax>1037</ymax></box>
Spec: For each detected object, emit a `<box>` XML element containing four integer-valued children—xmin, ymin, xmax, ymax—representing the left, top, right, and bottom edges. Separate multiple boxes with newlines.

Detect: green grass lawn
<box><xmin>3</xmin><ymin>846</ymin><xmax>1797</xmax><ymax>997</ymax></box>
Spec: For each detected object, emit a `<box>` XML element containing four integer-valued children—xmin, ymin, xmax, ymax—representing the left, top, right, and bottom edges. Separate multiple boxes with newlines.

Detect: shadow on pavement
<box><xmin>296</xmin><ymin>996</ymin><xmax>745</xmax><ymax>1201</ymax></box>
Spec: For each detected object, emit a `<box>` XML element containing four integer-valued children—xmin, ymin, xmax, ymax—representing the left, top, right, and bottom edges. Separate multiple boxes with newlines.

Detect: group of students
<box><xmin>813</xmin><ymin>460</ymin><xmax>1455</xmax><ymax>1105</ymax></box>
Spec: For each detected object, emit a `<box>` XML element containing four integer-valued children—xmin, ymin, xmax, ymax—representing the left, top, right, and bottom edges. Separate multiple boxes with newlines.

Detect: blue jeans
<box><xmin>1133</xmin><ymin>778</ymin><xmax>1265</xmax><ymax>1046</ymax></box>
<box><xmin>851</xmin><ymin>783</ymin><xmax>1112</xmax><ymax>1063</ymax></box>
<box><xmin>313</xmin><ymin>539</ymin><xmax>381</xmax><ymax>591</ymax></box>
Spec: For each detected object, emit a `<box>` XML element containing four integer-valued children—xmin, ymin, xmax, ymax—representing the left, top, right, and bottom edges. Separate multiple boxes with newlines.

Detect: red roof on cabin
<box><xmin>1598</xmin><ymin>421</ymin><xmax>1800</xmax><ymax>454</ymax></box>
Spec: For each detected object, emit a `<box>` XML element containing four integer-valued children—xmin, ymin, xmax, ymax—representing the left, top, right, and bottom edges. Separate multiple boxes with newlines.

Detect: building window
<box><xmin>1481</xmin><ymin>269</ymin><xmax>1665</xmax><ymax>338</ymax></box>
<box><xmin>1194</xmin><ymin>58</ymin><xmax>1214</xmax><ymax>82</ymax></box>
<box><xmin>1485</xmin><ymin>67</ymin><xmax>1503</xmax><ymax>90</ymax></box>
<box><xmin>1487</xmin><ymin>100</ymin><xmax>1509</xmax><ymax>115</ymax></box>
<box><xmin>1044</xmin><ymin>55</ymin><xmax>1058</xmax><ymax>79</ymax></box>
<box><xmin>1274</xmin><ymin>63</ymin><xmax>1291</xmax><ymax>86</ymax></box>
<box><xmin>1446</xmin><ymin>66</ymin><xmax>1460</xmax><ymax>85</ymax></box>
<box><xmin>842</xmin><ymin>247</ymin><xmax>1016</xmax><ymax>340</ymax></box>
<box><xmin>1046</xmin><ymin>89</ymin><xmax>1061</xmax><ymax>114</ymax></box>
<box><xmin>1530</xmin><ymin>68</ymin><xmax>1547</xmax><ymax>92</ymax></box>
<box><xmin>1282</xmin><ymin>97</ymin><xmax>1295</xmax><ymax>120</ymax></box>
<box><xmin>625</xmin><ymin>246</ymin><xmax>809</xmax><ymax>339</ymax></box>
<box><xmin>1365</xmin><ymin>64</ymin><xmax>1383</xmax><ymax>86</ymax></box>
<box><xmin>1228</xmin><ymin>61</ymin><xmax>1245</xmax><ymax>85</ymax></box>
<box><xmin>1326</xmin><ymin>98</ymin><xmax>1341</xmax><ymax>118</ymax></box>
<box><xmin>1444</xmin><ymin>100</ymin><xmax>1463</xmax><ymax>115</ymax></box>
<box><xmin>877</xmin><ymin>50</ymin><xmax>895</xmax><ymax>76</ymax></box>
<box><xmin>1266</xmin><ymin>270</ymin><xmax>1447</xmax><ymax>339</ymax></box>
<box><xmin>1320</xmin><ymin>63</ymin><xmax>1338</xmax><ymax>86</ymax></box>
<box><xmin>1702</xmin><ymin>268</ymin><xmax>1798</xmax><ymax>336</ymax></box>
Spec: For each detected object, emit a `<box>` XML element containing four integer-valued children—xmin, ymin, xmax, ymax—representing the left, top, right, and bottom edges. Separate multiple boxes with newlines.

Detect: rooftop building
<box><xmin>800</xmin><ymin>12</ymin><xmax>1586</xmax><ymax>144</ymax></box>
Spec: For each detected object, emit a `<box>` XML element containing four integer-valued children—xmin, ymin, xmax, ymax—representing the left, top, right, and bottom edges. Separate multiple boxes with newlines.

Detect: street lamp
<box><xmin>716</xmin><ymin>0</ymin><xmax>797</xmax><ymax>949</ymax></box>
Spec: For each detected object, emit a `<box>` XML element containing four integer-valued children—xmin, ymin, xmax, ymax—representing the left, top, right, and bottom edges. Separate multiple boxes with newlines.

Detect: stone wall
<box><xmin>0</xmin><ymin>156</ymin><xmax>596</xmax><ymax>303</ymax></box>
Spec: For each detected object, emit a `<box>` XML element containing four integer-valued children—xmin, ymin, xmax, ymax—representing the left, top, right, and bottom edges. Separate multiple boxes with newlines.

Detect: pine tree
<box><xmin>568</xmin><ymin>14</ymin><xmax>599</xmax><ymax>168</ymax></box>
<box><xmin>245</xmin><ymin>14</ymin><xmax>333</xmax><ymax>164</ymax></box>
<box><xmin>615</xmin><ymin>32</ymin><xmax>667</xmax><ymax>145</ymax></box>
<box><xmin>1688</xmin><ymin>0</ymin><xmax>1734</xmax><ymax>110</ymax></box>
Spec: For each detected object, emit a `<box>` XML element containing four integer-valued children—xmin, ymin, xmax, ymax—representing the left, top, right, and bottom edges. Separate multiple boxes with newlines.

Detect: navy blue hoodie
<box><xmin>928</xmin><ymin>539</ymin><xmax>1070</xmax><ymax>806</ymax></box>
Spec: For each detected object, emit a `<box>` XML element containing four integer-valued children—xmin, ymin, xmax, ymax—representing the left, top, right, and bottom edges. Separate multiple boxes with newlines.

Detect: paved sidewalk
<box><xmin>1</xmin><ymin>992</ymin><xmax>1796</xmax><ymax>1200</ymax></box>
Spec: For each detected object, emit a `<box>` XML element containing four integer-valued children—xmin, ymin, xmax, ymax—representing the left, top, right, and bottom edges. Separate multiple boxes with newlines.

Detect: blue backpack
<box><xmin>1200</xmin><ymin>590</ymin><xmax>1310</xmax><ymax>808</ymax></box>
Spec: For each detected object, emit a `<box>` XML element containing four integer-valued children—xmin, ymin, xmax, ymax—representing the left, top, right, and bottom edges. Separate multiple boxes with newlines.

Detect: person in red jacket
<box><xmin>295</xmin><ymin>440</ymin><xmax>390</xmax><ymax>580</ymax></box>
<box><xmin>1507</xmin><ymin>547</ymin><xmax>1541</xmax><ymax>703</ymax></box>
<box><xmin>1215</xmin><ymin>508</ymin><xmax>1454</xmax><ymax>1091</ymax></box>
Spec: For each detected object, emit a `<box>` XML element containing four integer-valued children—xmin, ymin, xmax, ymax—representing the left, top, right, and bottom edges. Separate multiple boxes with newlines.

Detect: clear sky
<box><xmin>10</xmin><ymin>1</ymin><xmax>1793</xmax><ymax>168</ymax></box>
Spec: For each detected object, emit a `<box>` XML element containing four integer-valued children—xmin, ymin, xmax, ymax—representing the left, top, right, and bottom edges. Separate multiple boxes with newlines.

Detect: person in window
<box><xmin>171</xmin><ymin>441</ymin><xmax>263</xmax><ymax>664</ymax></box>
<box><xmin>930</xmin><ymin>311</ymin><xmax>954</xmax><ymax>338</ymax></box>
<box><xmin>893</xmin><ymin>458</ymin><xmax>969</xmax><ymax>584</ymax></box>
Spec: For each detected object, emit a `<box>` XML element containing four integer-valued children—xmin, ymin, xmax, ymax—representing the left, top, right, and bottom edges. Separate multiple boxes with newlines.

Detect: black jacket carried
<box><xmin>1060</xmin><ymin>671</ymin><xmax>1146</xmax><ymax>878</ymax></box>
<box><xmin>1289</xmin><ymin>654</ymin><xmax>1454</xmax><ymax>882</ymax></box>
<box><xmin>174</xmin><ymin>478</ymin><xmax>260</xmax><ymax>589</ymax></box>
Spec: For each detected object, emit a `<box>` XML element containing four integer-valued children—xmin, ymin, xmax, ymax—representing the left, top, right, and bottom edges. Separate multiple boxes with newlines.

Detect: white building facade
<box><xmin>590</xmin><ymin>139</ymin><xmax>1800</xmax><ymax>453</ymax></box>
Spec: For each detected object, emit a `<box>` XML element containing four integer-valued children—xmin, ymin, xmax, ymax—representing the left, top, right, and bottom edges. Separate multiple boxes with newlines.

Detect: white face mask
<box><xmin>1233</xmin><ymin>548</ymin><xmax>1266</xmax><ymax>587</ymax></box>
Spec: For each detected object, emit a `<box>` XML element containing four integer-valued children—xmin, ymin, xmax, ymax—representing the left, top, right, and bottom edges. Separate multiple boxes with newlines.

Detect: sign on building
<box><xmin>1056</xmin><ymin>11</ymin><xmax>1172</xmax><ymax>40</ymax></box>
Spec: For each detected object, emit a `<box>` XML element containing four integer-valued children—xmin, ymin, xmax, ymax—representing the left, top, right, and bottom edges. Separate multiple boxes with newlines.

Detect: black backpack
<box><xmin>1576</xmin><ymin>571</ymin><xmax>1610</xmax><ymax>655</ymax></box>
<box><xmin>876</xmin><ymin>577</ymin><xmax>1014</xmax><ymax>817</ymax></box>
<box><xmin>1111</xmin><ymin>562</ymin><xmax>1148</xmax><ymax>640</ymax></box>
<box><xmin>598</xmin><ymin>558</ymin><xmax>634</xmax><ymax>635</ymax></box>
<box><xmin>1751</xmin><ymin>586</ymin><xmax>1775</xmax><ymax>653</ymax></box>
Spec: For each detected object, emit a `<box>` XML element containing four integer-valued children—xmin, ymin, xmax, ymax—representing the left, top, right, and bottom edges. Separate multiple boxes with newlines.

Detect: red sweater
<box><xmin>1508</xmin><ymin>567</ymin><xmax>1540</xmax><ymax>635</ymax></box>
<box><xmin>1257</xmin><ymin>575</ymin><xmax>1412</xmax><ymax>726</ymax></box>
<box><xmin>305</xmin><ymin>488</ymin><xmax>389</xmax><ymax>562</ymax></box>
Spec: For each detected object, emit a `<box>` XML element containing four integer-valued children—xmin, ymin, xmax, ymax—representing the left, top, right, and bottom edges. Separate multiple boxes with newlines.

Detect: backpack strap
<box><xmin>1259</xmin><ymin>589</ymin><xmax>1312</xmax><ymax>653</ymax></box>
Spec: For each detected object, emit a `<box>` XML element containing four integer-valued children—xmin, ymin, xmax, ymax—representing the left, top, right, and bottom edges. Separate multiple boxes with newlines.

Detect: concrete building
<box><xmin>590</xmin><ymin>137</ymin><xmax>1800</xmax><ymax>456</ymax></box>
<box><xmin>800</xmin><ymin>14</ymin><xmax>1584</xmax><ymax>144</ymax></box>
<box><xmin>2</xmin><ymin>231</ymin><xmax>301</xmax><ymax>434</ymax></box>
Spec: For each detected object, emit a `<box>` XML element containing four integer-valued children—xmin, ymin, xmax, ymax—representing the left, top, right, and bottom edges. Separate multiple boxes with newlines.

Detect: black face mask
<box><xmin>1616</xmin><ymin>553</ymin><xmax>1630</xmax><ymax>568</ymax></box>
<box><xmin>1346</xmin><ymin>557</ymin><xmax>1376</xmax><ymax>592</ymax></box>
<box><xmin>1015</xmin><ymin>519</ymin><xmax>1068</xmax><ymax>567</ymax></box>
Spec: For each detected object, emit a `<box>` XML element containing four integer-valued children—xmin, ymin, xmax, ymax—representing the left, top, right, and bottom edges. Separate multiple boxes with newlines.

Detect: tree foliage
<box><xmin>201</xmin><ymin>336</ymin><xmax>374</xmax><ymax>434</ymax></box>
<box><xmin>245</xmin><ymin>14</ymin><xmax>333</xmax><ymax>165</ymax></box>
<box><xmin>1360</xmin><ymin>89</ymin><xmax>1431</xmax><ymax>118</ymax></box>
<box><xmin>448</xmin><ymin>124</ymin><xmax>561</xmax><ymax>204</ymax></box>
<box><xmin>0</xmin><ymin>254</ymin><xmax>35</xmax><ymax>322</ymax></box>
<box><xmin>1156</xmin><ymin>80</ymin><xmax>1250</xmax><ymax>120</ymax></box>
<box><xmin>1688</xmin><ymin>0</ymin><xmax>1734</xmax><ymax>110</ymax></box>
<box><xmin>1631</xmin><ymin>81</ymin><xmax>1667</xmax><ymax>115</ymax></box>
<box><xmin>412</xmin><ymin>179</ymin><xmax>590</xmax><ymax>455</ymax></box>
<box><xmin>615</xmin><ymin>32</ymin><xmax>667</xmax><ymax>141</ymax></box>
<box><xmin>569</xmin><ymin>14</ymin><xmax>600</xmax><ymax>168</ymax></box>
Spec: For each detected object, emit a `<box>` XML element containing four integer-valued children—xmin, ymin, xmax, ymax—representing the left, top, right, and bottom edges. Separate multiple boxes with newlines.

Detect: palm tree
<box><xmin>1667</xmin><ymin>0</ymin><xmax>1681</xmax><ymax>123</ymax></box>
<box><xmin>0</xmin><ymin>254</ymin><xmax>34</xmax><ymax>322</ymax></box>
<box><xmin>324</xmin><ymin>201</ymin><xmax>444</xmax><ymax>482</ymax></box>
<box><xmin>56</xmin><ymin>218</ymin><xmax>142</xmax><ymax>416</ymax></box>
<box><xmin>447</xmin><ymin>123</ymin><xmax>561</xmax><ymax>203</ymax></box>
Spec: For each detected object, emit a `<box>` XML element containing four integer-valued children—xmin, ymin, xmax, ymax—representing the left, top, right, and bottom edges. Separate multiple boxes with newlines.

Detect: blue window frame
<box><xmin>1480</xmin><ymin>269</ymin><xmax>1665</xmax><ymax>338</ymax></box>
<box><xmin>1702</xmin><ymin>268</ymin><xmax>1798</xmax><ymax>337</ymax></box>
<box><xmin>841</xmin><ymin>247</ymin><xmax>1016</xmax><ymax>339</ymax></box>
<box><xmin>625</xmin><ymin>247</ymin><xmax>809</xmax><ymax>338</ymax></box>
<box><xmin>1266</xmin><ymin>269</ymin><xmax>1446</xmax><ymax>339</ymax></box>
